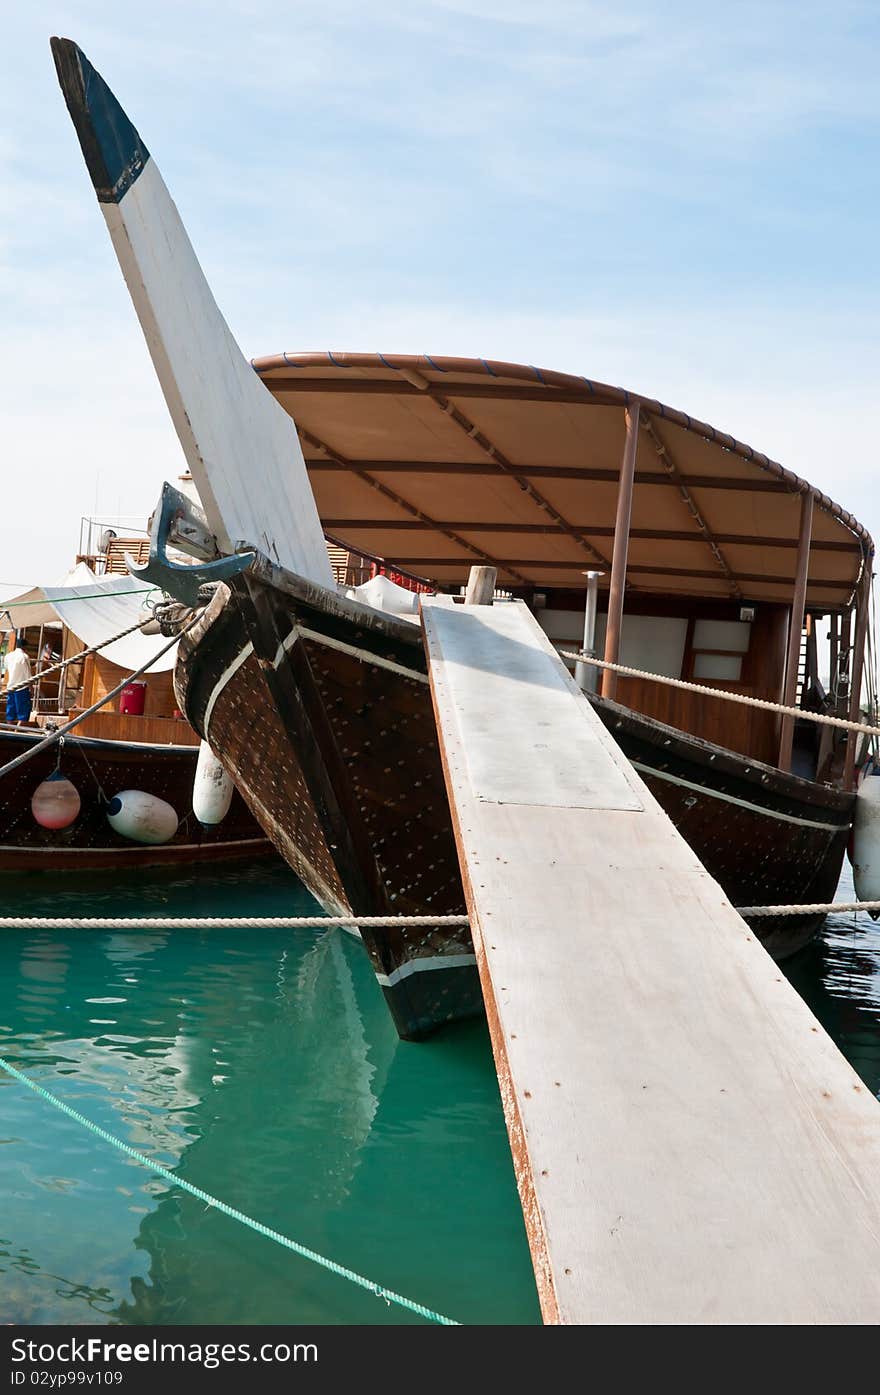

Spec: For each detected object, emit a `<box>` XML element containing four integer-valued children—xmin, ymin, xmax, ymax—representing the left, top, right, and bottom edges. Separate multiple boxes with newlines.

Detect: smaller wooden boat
<box><xmin>0</xmin><ymin>557</ymin><xmax>271</xmax><ymax>870</ymax></box>
<box><xmin>0</xmin><ymin>724</ymin><xmax>267</xmax><ymax>870</ymax></box>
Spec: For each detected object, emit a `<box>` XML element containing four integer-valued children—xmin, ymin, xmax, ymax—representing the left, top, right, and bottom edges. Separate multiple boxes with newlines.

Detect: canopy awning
<box><xmin>253</xmin><ymin>352</ymin><xmax>871</xmax><ymax>610</ymax></box>
<box><xmin>0</xmin><ymin>563</ymin><xmax>177</xmax><ymax>672</ymax></box>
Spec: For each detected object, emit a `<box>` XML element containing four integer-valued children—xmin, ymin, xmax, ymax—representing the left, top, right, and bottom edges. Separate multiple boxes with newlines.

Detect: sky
<box><xmin>1</xmin><ymin>1</ymin><xmax>879</xmax><ymax>588</ymax></box>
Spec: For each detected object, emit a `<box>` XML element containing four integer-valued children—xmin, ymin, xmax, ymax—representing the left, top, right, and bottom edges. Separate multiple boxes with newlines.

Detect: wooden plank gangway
<box><xmin>420</xmin><ymin>591</ymin><xmax>880</xmax><ymax>1324</ymax></box>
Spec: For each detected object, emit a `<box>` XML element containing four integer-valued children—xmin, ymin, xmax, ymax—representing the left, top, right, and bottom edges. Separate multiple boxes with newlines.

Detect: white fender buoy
<box><xmin>851</xmin><ymin>766</ymin><xmax>880</xmax><ymax>918</ymax></box>
<box><xmin>106</xmin><ymin>790</ymin><xmax>178</xmax><ymax>845</ymax></box>
<box><xmin>31</xmin><ymin>771</ymin><xmax>81</xmax><ymax>830</ymax></box>
<box><xmin>192</xmin><ymin>740</ymin><xmax>234</xmax><ymax>826</ymax></box>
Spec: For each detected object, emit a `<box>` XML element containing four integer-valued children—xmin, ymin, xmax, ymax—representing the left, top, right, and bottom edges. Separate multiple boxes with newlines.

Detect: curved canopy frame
<box><xmin>252</xmin><ymin>351</ymin><xmax>872</xmax><ymax>610</ymax></box>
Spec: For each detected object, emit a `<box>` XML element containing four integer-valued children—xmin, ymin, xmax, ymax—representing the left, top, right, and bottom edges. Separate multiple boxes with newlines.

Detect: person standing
<box><xmin>4</xmin><ymin>633</ymin><xmax>32</xmax><ymax>724</ymax></box>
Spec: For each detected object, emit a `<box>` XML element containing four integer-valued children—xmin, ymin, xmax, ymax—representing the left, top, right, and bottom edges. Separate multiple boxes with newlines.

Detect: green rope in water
<box><xmin>0</xmin><ymin>1054</ymin><xmax>459</xmax><ymax>1326</ymax></box>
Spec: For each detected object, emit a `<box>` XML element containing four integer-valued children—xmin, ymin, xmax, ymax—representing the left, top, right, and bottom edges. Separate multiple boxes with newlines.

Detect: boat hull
<box><xmin>0</xmin><ymin>727</ymin><xmax>272</xmax><ymax>870</ymax></box>
<box><xmin>175</xmin><ymin>575</ymin><xmax>853</xmax><ymax>1037</ymax></box>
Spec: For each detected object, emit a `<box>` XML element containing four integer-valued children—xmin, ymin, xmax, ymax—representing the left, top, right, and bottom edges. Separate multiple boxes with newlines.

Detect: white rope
<box><xmin>560</xmin><ymin>649</ymin><xmax>880</xmax><ymax>738</ymax></box>
<box><xmin>0</xmin><ymin>914</ymin><xmax>471</xmax><ymax>931</ymax></box>
<box><xmin>736</xmin><ymin>901</ymin><xmax>880</xmax><ymax>918</ymax></box>
<box><xmin>3</xmin><ymin>613</ymin><xmax>158</xmax><ymax>695</ymax></box>
<box><xmin>0</xmin><ymin>618</ymin><xmax>199</xmax><ymax>782</ymax></box>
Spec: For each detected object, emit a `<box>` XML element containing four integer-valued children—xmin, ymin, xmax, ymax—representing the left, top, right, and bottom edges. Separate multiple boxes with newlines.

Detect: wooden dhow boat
<box><xmin>53</xmin><ymin>37</ymin><xmax>875</xmax><ymax>1036</ymax></box>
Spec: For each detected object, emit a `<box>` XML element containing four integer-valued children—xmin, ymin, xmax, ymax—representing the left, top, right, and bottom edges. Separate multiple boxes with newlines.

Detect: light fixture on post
<box><xmin>576</xmin><ymin>570</ymin><xmax>605</xmax><ymax>693</ymax></box>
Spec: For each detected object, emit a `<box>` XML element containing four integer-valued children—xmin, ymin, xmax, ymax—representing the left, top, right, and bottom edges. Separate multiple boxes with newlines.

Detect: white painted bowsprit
<box><xmin>51</xmin><ymin>37</ymin><xmax>333</xmax><ymax>590</ymax></box>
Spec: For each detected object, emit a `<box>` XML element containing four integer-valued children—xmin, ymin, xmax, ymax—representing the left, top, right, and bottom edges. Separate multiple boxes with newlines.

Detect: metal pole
<box><xmin>844</xmin><ymin>569</ymin><xmax>871</xmax><ymax>789</ymax></box>
<box><xmin>828</xmin><ymin>612</ymin><xmax>839</xmax><ymax>708</ymax></box>
<box><xmin>34</xmin><ymin>625</ymin><xmax>44</xmax><ymax>715</ymax></box>
<box><xmin>778</xmin><ymin>493</ymin><xmax>813</xmax><ymax>773</ymax></box>
<box><xmin>601</xmin><ymin>402</ymin><xmax>640</xmax><ymax>700</ymax></box>
<box><xmin>575</xmin><ymin>571</ymin><xmax>603</xmax><ymax>692</ymax></box>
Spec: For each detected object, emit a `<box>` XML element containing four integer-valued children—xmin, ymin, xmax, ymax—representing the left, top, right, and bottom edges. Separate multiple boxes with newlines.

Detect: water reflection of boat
<box><xmin>1</xmin><ymin>857</ymin><xmax>538</xmax><ymax>1324</ymax></box>
<box><xmin>783</xmin><ymin>868</ymin><xmax>880</xmax><ymax>1098</ymax></box>
<box><xmin>111</xmin><ymin>929</ymin><xmax>401</xmax><ymax>1324</ymax></box>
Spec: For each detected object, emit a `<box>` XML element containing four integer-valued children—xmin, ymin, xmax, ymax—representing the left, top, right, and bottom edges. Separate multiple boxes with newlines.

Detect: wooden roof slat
<box><xmin>318</xmin><ymin>518</ymin><xmax>856</xmax><ymax>551</ymax></box>
<box><xmin>384</xmin><ymin>557</ymin><xmax>855</xmax><ymax>588</ymax></box>
<box><xmin>306</xmin><ymin>460</ymin><xmax>799</xmax><ymax>493</ymax></box>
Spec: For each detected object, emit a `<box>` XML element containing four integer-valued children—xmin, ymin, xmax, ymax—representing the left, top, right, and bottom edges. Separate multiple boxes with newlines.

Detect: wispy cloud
<box><xmin>1</xmin><ymin>1</ymin><xmax>878</xmax><ymax>581</ymax></box>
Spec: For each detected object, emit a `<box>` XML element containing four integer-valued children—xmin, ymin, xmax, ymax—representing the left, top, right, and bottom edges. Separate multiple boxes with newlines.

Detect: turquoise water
<box><xmin>3</xmin><ymin>859</ymin><xmax>879</xmax><ymax>1328</ymax></box>
<box><xmin>0</xmin><ymin>862</ymin><xmax>541</xmax><ymax>1325</ymax></box>
<box><xmin>782</xmin><ymin>862</ymin><xmax>880</xmax><ymax>1102</ymax></box>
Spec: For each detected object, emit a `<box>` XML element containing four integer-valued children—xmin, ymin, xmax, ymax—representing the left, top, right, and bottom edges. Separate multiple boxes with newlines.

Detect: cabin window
<box><xmin>690</xmin><ymin>619</ymin><xmax>752</xmax><ymax>683</ymax></box>
<box><xmin>537</xmin><ymin>610</ymin><xmax>688</xmax><ymax>679</ymax></box>
<box><xmin>692</xmin><ymin>620</ymin><xmax>751</xmax><ymax>653</ymax></box>
<box><xmin>693</xmin><ymin>654</ymin><xmax>744</xmax><ymax>681</ymax></box>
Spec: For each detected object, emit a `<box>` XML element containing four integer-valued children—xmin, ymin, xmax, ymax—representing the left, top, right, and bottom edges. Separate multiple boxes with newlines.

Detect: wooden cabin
<box><xmin>1</xmin><ymin>549</ymin><xmax>199</xmax><ymax>746</ymax></box>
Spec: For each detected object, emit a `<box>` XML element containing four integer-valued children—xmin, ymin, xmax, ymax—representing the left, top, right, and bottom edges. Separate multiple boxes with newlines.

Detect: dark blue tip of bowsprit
<box><xmin>50</xmin><ymin>37</ymin><xmax>149</xmax><ymax>203</ymax></box>
<box><xmin>105</xmin><ymin>796</ymin><xmax>123</xmax><ymax>816</ymax></box>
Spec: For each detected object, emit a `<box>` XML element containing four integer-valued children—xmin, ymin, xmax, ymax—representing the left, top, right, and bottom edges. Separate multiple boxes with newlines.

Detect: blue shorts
<box><xmin>6</xmin><ymin>687</ymin><xmax>31</xmax><ymax>723</ymax></box>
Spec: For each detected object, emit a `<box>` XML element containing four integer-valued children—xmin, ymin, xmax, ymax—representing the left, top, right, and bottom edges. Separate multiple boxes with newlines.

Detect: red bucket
<box><xmin>119</xmin><ymin>680</ymin><xmax>147</xmax><ymax>716</ymax></box>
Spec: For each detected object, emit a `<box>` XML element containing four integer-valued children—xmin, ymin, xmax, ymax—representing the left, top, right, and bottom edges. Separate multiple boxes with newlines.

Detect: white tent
<box><xmin>0</xmin><ymin>563</ymin><xmax>177</xmax><ymax>672</ymax></box>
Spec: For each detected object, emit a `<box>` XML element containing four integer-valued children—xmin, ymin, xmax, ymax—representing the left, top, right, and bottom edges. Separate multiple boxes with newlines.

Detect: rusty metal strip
<box><xmin>642</xmin><ymin>415</ymin><xmax>742</xmax><ymax>601</ymax></box>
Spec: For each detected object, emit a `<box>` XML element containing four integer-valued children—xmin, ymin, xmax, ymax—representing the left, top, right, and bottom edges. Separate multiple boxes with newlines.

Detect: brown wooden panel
<box><xmin>71</xmin><ymin>710</ymin><xmax>200</xmax><ymax>745</ymax></box>
<box><xmin>611</xmin><ymin>603</ymin><xmax>789</xmax><ymax>764</ymax></box>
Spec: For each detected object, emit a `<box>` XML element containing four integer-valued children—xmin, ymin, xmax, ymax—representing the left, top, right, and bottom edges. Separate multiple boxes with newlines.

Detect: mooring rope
<box><xmin>4</xmin><ymin>903</ymin><xmax>880</xmax><ymax>924</ymax></box>
<box><xmin>735</xmin><ymin>900</ymin><xmax>880</xmax><ymax>918</ymax></box>
<box><xmin>0</xmin><ymin>1054</ymin><xmax>458</xmax><ymax>1325</ymax></box>
<box><xmin>560</xmin><ymin>649</ymin><xmax>880</xmax><ymax>738</ymax></box>
<box><xmin>3</xmin><ymin>613</ymin><xmax>161</xmax><ymax>695</ymax></box>
<box><xmin>0</xmin><ymin>618</ymin><xmax>200</xmax><ymax>782</ymax></box>
<box><xmin>0</xmin><ymin>914</ymin><xmax>471</xmax><ymax>930</ymax></box>
<box><xmin>2</xmin><ymin>904</ymin><xmax>878</xmax><ymax>925</ymax></box>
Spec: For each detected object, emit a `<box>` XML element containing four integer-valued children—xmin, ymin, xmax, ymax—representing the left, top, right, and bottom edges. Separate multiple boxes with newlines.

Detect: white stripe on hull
<box><xmin>204</xmin><ymin>616</ymin><xmax>426</xmax><ymax>745</ymax></box>
<box><xmin>273</xmin><ymin>626</ymin><xmax>300</xmax><ymax>669</ymax></box>
<box><xmin>631</xmin><ymin>761</ymin><xmax>843</xmax><ymax>832</ymax></box>
<box><xmin>297</xmin><ymin>625</ymin><xmax>429</xmax><ymax>684</ymax></box>
<box><xmin>204</xmin><ymin>641</ymin><xmax>254</xmax><ymax>738</ymax></box>
<box><xmin>375</xmin><ymin>953</ymin><xmax>477</xmax><ymax>988</ymax></box>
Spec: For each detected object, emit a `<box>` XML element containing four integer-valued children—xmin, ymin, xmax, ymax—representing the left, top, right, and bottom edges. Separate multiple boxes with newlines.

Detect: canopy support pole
<box><xmin>844</xmin><ymin>570</ymin><xmax>871</xmax><ymax>789</ymax></box>
<box><xmin>601</xmin><ymin>403</ymin><xmax>640</xmax><ymax>700</ymax></box>
<box><xmin>829</xmin><ymin>613</ymin><xmax>839</xmax><ymax>711</ymax></box>
<box><xmin>778</xmin><ymin>493</ymin><xmax>813</xmax><ymax>773</ymax></box>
